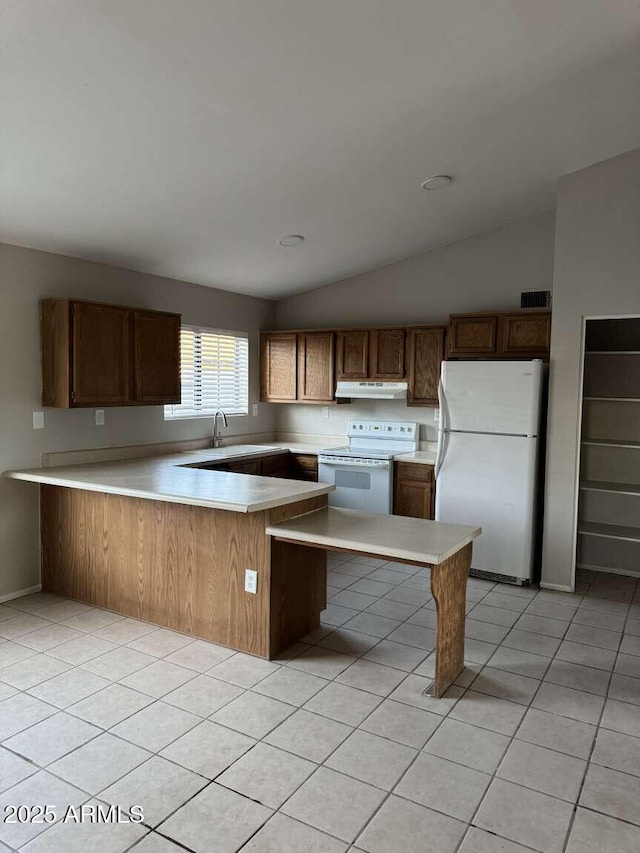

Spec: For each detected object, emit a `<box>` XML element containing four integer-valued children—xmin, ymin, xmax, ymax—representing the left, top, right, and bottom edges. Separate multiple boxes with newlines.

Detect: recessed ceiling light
<box><xmin>278</xmin><ymin>234</ymin><xmax>305</xmax><ymax>247</ymax></box>
<box><xmin>421</xmin><ymin>175</ymin><xmax>452</xmax><ymax>190</ymax></box>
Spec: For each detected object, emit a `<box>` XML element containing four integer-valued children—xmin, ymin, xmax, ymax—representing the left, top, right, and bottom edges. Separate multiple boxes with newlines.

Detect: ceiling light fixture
<box><xmin>278</xmin><ymin>234</ymin><xmax>305</xmax><ymax>247</ymax></box>
<box><xmin>421</xmin><ymin>175</ymin><xmax>452</xmax><ymax>190</ymax></box>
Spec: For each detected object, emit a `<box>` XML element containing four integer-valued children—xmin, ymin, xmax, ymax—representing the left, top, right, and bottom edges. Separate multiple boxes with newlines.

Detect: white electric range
<box><xmin>318</xmin><ymin>420</ymin><xmax>419</xmax><ymax>514</ymax></box>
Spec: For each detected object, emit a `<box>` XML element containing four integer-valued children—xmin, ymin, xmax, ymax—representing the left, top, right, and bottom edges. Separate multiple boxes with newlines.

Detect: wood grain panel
<box><xmin>133</xmin><ymin>310</ymin><xmax>181</xmax><ymax>403</ymax></box>
<box><xmin>261</xmin><ymin>454</ymin><xmax>291</xmax><ymax>478</ymax></box>
<box><xmin>41</xmin><ymin>486</ymin><xmax>327</xmax><ymax>658</ymax></box>
<box><xmin>499</xmin><ymin>313</ymin><xmax>551</xmax><ymax>355</ymax></box>
<box><xmin>429</xmin><ymin>542</ymin><xmax>471</xmax><ymax>697</ymax></box>
<box><xmin>448</xmin><ymin>316</ymin><xmax>497</xmax><ymax>355</ymax></box>
<box><xmin>393</xmin><ymin>462</ymin><xmax>434</xmax><ymax>520</ymax></box>
<box><xmin>260</xmin><ymin>333</ymin><xmax>298</xmax><ymax>402</ymax></box>
<box><xmin>72</xmin><ymin>302</ymin><xmax>131</xmax><ymax>404</ymax></box>
<box><xmin>288</xmin><ymin>453</ymin><xmax>318</xmax><ymax>482</ymax></box>
<box><xmin>336</xmin><ymin>330</ymin><xmax>369</xmax><ymax>380</ymax></box>
<box><xmin>41</xmin><ymin>299</ymin><xmax>71</xmax><ymax>408</ymax></box>
<box><xmin>407</xmin><ymin>326</ymin><xmax>445</xmax><ymax>406</ymax></box>
<box><xmin>297</xmin><ymin>331</ymin><xmax>335</xmax><ymax>402</ymax></box>
<box><xmin>369</xmin><ymin>329</ymin><xmax>405</xmax><ymax>379</ymax></box>
<box><xmin>269</xmin><ymin>541</ymin><xmax>326</xmax><ymax>656</ymax></box>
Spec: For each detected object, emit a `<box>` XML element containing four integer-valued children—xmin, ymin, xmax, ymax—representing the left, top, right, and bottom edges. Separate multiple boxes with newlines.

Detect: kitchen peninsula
<box><xmin>5</xmin><ymin>449</ymin><xmax>480</xmax><ymax>696</ymax></box>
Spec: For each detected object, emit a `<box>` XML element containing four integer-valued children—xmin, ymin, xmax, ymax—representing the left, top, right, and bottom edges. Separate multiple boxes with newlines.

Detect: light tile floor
<box><xmin>0</xmin><ymin>562</ymin><xmax>639</xmax><ymax>852</ymax></box>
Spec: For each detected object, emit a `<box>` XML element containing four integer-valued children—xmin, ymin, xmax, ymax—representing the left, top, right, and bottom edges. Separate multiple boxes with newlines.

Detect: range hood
<box><xmin>335</xmin><ymin>381</ymin><xmax>408</xmax><ymax>400</ymax></box>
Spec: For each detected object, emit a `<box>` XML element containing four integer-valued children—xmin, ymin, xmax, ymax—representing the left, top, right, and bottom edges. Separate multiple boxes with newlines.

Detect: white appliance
<box><xmin>435</xmin><ymin>360</ymin><xmax>545</xmax><ymax>584</ymax></box>
<box><xmin>318</xmin><ymin>420</ymin><xmax>418</xmax><ymax>514</ymax></box>
<box><xmin>335</xmin><ymin>381</ymin><xmax>408</xmax><ymax>400</ymax></box>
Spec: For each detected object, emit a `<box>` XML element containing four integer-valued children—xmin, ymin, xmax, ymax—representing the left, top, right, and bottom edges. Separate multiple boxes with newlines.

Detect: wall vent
<box><xmin>520</xmin><ymin>290</ymin><xmax>551</xmax><ymax>309</ymax></box>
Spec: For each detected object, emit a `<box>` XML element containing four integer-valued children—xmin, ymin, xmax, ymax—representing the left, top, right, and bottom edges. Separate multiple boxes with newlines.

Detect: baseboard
<box><xmin>539</xmin><ymin>581</ymin><xmax>574</xmax><ymax>593</ymax></box>
<box><xmin>0</xmin><ymin>584</ymin><xmax>42</xmax><ymax>603</ymax></box>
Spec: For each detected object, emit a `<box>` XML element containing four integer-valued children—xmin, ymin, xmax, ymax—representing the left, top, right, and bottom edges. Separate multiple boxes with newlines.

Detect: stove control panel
<box><xmin>347</xmin><ymin>420</ymin><xmax>418</xmax><ymax>440</ymax></box>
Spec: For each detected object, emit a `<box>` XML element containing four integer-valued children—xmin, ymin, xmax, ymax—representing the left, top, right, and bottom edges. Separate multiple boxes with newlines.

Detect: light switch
<box><xmin>95</xmin><ymin>409</ymin><xmax>105</xmax><ymax>426</ymax></box>
<box><xmin>33</xmin><ymin>411</ymin><xmax>45</xmax><ymax>430</ymax></box>
<box><xmin>322</xmin><ymin>406</ymin><xmax>330</xmax><ymax>418</ymax></box>
<box><xmin>252</xmin><ymin>403</ymin><xmax>259</xmax><ymax>417</ymax></box>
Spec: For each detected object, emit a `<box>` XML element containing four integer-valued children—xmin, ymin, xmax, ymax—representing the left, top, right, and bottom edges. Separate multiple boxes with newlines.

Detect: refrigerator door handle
<box><xmin>435</xmin><ymin>378</ymin><xmax>447</xmax><ymax>479</ymax></box>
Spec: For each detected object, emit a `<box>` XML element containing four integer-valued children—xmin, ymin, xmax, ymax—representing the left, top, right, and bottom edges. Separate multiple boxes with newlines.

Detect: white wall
<box><xmin>541</xmin><ymin>148</ymin><xmax>640</xmax><ymax>590</ymax></box>
<box><xmin>275</xmin><ymin>211</ymin><xmax>555</xmax><ymax>445</ymax></box>
<box><xmin>0</xmin><ymin>243</ymin><xmax>276</xmax><ymax>599</ymax></box>
<box><xmin>275</xmin><ymin>212</ymin><xmax>555</xmax><ymax>328</ymax></box>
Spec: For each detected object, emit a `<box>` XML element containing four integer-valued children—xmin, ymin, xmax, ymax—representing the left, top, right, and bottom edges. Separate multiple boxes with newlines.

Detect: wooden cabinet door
<box><xmin>261</xmin><ymin>454</ymin><xmax>291</xmax><ymax>478</ymax></box>
<box><xmin>336</xmin><ymin>330</ymin><xmax>368</xmax><ymax>380</ymax></box>
<box><xmin>227</xmin><ymin>459</ymin><xmax>261</xmax><ymax>474</ymax></box>
<box><xmin>369</xmin><ymin>329</ymin><xmax>405</xmax><ymax>379</ymax></box>
<box><xmin>260</xmin><ymin>333</ymin><xmax>298</xmax><ymax>402</ymax></box>
<box><xmin>499</xmin><ymin>312</ymin><xmax>551</xmax><ymax>355</ymax></box>
<box><xmin>407</xmin><ymin>327</ymin><xmax>445</xmax><ymax>406</ymax></box>
<box><xmin>448</xmin><ymin>316</ymin><xmax>497</xmax><ymax>356</ymax></box>
<box><xmin>71</xmin><ymin>301</ymin><xmax>131</xmax><ymax>404</ymax></box>
<box><xmin>298</xmin><ymin>331</ymin><xmax>335</xmax><ymax>402</ymax></box>
<box><xmin>289</xmin><ymin>453</ymin><xmax>318</xmax><ymax>481</ymax></box>
<box><xmin>393</xmin><ymin>462</ymin><xmax>434</xmax><ymax>519</ymax></box>
<box><xmin>133</xmin><ymin>311</ymin><xmax>181</xmax><ymax>403</ymax></box>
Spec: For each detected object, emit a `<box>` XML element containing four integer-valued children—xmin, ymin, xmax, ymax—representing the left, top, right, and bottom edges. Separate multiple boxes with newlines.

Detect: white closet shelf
<box><xmin>579</xmin><ymin>522</ymin><xmax>640</xmax><ymax>543</ymax></box>
<box><xmin>580</xmin><ymin>480</ymin><xmax>640</xmax><ymax>495</ymax></box>
<box><xmin>581</xmin><ymin>438</ymin><xmax>640</xmax><ymax>449</ymax></box>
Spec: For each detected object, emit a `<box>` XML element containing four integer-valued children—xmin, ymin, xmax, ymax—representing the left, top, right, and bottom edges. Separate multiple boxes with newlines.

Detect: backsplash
<box><xmin>274</xmin><ymin>400</ymin><xmax>440</xmax><ymax>444</ymax></box>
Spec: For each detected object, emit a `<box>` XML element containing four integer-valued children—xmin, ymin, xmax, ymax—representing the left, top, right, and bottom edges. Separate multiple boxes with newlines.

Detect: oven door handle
<box><xmin>318</xmin><ymin>458</ymin><xmax>390</xmax><ymax>469</ymax></box>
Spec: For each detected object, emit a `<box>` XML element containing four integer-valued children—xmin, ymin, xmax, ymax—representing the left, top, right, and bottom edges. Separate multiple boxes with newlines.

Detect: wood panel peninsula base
<box><xmin>267</xmin><ymin>507</ymin><xmax>480</xmax><ymax>698</ymax></box>
<box><xmin>40</xmin><ymin>485</ymin><xmax>328</xmax><ymax>659</ymax></box>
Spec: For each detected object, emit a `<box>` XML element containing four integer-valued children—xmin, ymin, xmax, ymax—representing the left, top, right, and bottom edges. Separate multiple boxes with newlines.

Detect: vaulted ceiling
<box><xmin>2</xmin><ymin>1</ymin><xmax>639</xmax><ymax>297</ymax></box>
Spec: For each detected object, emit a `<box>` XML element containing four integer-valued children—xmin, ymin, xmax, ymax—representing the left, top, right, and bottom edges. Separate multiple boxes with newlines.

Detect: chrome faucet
<box><xmin>212</xmin><ymin>410</ymin><xmax>228</xmax><ymax>448</ymax></box>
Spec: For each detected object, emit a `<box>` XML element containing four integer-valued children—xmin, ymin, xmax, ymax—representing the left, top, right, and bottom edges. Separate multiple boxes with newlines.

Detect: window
<box><xmin>165</xmin><ymin>326</ymin><xmax>249</xmax><ymax>419</ymax></box>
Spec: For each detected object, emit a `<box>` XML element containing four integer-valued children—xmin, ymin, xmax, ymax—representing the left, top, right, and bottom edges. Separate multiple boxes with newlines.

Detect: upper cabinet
<box><xmin>133</xmin><ymin>310</ymin><xmax>181</xmax><ymax>404</ymax></box>
<box><xmin>71</xmin><ymin>302</ymin><xmax>131</xmax><ymax>405</ymax></box>
<box><xmin>406</xmin><ymin>326</ymin><xmax>446</xmax><ymax>406</ymax></box>
<box><xmin>41</xmin><ymin>298</ymin><xmax>181</xmax><ymax>408</ymax></box>
<box><xmin>448</xmin><ymin>311</ymin><xmax>551</xmax><ymax>359</ymax></box>
<box><xmin>336</xmin><ymin>328</ymin><xmax>405</xmax><ymax>380</ymax></box>
<box><xmin>336</xmin><ymin>330</ymin><xmax>368</xmax><ymax>380</ymax></box>
<box><xmin>298</xmin><ymin>332</ymin><xmax>335</xmax><ymax>402</ymax></box>
<box><xmin>260</xmin><ymin>333</ymin><xmax>298</xmax><ymax>402</ymax></box>
<box><xmin>499</xmin><ymin>312</ymin><xmax>551</xmax><ymax>356</ymax></box>
<box><xmin>448</xmin><ymin>314</ymin><xmax>497</xmax><ymax>356</ymax></box>
<box><xmin>369</xmin><ymin>329</ymin><xmax>405</xmax><ymax>379</ymax></box>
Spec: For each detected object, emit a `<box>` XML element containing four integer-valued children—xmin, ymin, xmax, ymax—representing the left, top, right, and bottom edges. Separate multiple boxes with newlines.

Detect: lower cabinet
<box><xmin>261</xmin><ymin>454</ymin><xmax>291</xmax><ymax>478</ymax></box>
<box><xmin>194</xmin><ymin>452</ymin><xmax>317</xmax><ymax>481</ymax></box>
<box><xmin>288</xmin><ymin>453</ymin><xmax>318</xmax><ymax>482</ymax></box>
<box><xmin>393</xmin><ymin>462</ymin><xmax>435</xmax><ymax>520</ymax></box>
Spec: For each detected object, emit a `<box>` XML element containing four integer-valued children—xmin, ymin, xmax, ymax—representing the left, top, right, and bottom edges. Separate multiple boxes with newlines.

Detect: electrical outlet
<box><xmin>252</xmin><ymin>403</ymin><xmax>259</xmax><ymax>417</ymax></box>
<box><xmin>434</xmin><ymin>408</ymin><xmax>440</xmax><ymax>422</ymax></box>
<box><xmin>95</xmin><ymin>409</ymin><xmax>105</xmax><ymax>426</ymax></box>
<box><xmin>32</xmin><ymin>411</ymin><xmax>45</xmax><ymax>430</ymax></box>
<box><xmin>245</xmin><ymin>569</ymin><xmax>258</xmax><ymax>594</ymax></box>
<box><xmin>322</xmin><ymin>406</ymin><xmax>330</xmax><ymax>418</ymax></box>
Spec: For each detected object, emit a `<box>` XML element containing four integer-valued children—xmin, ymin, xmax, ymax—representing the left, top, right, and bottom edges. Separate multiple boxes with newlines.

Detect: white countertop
<box><xmin>4</xmin><ymin>448</ymin><xmax>334</xmax><ymax>513</ymax></box>
<box><xmin>393</xmin><ymin>450</ymin><xmax>437</xmax><ymax>465</ymax></box>
<box><xmin>267</xmin><ymin>507</ymin><xmax>480</xmax><ymax>565</ymax></box>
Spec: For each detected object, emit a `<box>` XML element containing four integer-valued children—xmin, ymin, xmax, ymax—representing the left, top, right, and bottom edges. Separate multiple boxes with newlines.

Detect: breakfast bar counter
<box><xmin>267</xmin><ymin>507</ymin><xmax>481</xmax><ymax>697</ymax></box>
<box><xmin>5</xmin><ymin>454</ymin><xmax>480</xmax><ymax>690</ymax></box>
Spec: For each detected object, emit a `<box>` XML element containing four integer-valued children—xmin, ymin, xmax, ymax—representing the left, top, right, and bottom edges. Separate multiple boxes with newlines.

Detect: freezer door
<box><xmin>441</xmin><ymin>360</ymin><xmax>543</xmax><ymax>436</ymax></box>
<box><xmin>435</xmin><ymin>431</ymin><xmax>538</xmax><ymax>581</ymax></box>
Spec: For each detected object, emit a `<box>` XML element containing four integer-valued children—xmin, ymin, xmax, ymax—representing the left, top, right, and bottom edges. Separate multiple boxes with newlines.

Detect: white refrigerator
<box><xmin>434</xmin><ymin>360</ymin><xmax>545</xmax><ymax>584</ymax></box>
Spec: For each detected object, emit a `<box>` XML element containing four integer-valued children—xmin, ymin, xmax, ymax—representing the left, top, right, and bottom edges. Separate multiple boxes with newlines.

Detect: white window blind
<box><xmin>165</xmin><ymin>326</ymin><xmax>249</xmax><ymax>419</ymax></box>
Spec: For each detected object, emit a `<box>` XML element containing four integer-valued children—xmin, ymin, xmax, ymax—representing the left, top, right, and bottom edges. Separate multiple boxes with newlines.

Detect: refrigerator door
<box><xmin>441</xmin><ymin>360</ymin><xmax>543</xmax><ymax>436</ymax></box>
<box><xmin>435</xmin><ymin>431</ymin><xmax>538</xmax><ymax>581</ymax></box>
